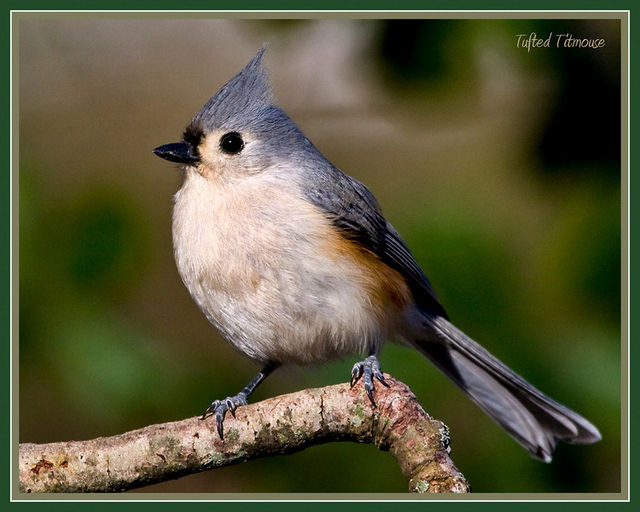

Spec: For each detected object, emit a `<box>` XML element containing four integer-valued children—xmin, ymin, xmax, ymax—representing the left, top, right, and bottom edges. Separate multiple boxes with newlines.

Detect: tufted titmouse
<box><xmin>153</xmin><ymin>48</ymin><xmax>601</xmax><ymax>461</ymax></box>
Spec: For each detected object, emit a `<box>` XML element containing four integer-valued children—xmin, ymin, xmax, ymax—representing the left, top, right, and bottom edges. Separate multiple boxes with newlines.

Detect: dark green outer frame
<box><xmin>6</xmin><ymin>2</ymin><xmax>633</xmax><ymax>509</ymax></box>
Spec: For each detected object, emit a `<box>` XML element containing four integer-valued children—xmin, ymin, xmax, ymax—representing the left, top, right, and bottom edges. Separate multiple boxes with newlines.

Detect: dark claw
<box><xmin>350</xmin><ymin>364</ymin><xmax>363</xmax><ymax>387</ymax></box>
<box><xmin>349</xmin><ymin>354</ymin><xmax>389</xmax><ymax>407</ymax></box>
<box><xmin>375</xmin><ymin>371</ymin><xmax>390</xmax><ymax>388</ymax></box>
<box><xmin>226</xmin><ymin>398</ymin><xmax>237</xmax><ymax>417</ymax></box>
<box><xmin>201</xmin><ymin>399</ymin><xmax>220</xmax><ymax>420</ymax></box>
<box><xmin>201</xmin><ymin>393</ymin><xmax>248</xmax><ymax>440</ymax></box>
<box><xmin>366</xmin><ymin>386</ymin><xmax>376</xmax><ymax>407</ymax></box>
<box><xmin>216</xmin><ymin>413</ymin><xmax>224</xmax><ymax>439</ymax></box>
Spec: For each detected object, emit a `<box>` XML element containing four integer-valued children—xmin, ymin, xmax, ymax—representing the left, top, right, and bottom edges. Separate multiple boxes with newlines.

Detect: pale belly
<box><xmin>171</xmin><ymin>171</ymin><xmax>402</xmax><ymax>365</ymax></box>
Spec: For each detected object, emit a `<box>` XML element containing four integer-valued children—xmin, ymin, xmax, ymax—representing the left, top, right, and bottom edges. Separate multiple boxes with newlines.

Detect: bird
<box><xmin>153</xmin><ymin>47</ymin><xmax>601</xmax><ymax>462</ymax></box>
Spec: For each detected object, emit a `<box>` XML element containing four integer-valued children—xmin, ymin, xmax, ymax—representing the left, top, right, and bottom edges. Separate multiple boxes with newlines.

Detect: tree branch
<box><xmin>19</xmin><ymin>377</ymin><xmax>469</xmax><ymax>493</ymax></box>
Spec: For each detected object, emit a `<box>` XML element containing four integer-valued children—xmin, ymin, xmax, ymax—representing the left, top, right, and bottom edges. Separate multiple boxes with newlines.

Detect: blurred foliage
<box><xmin>18</xmin><ymin>18</ymin><xmax>621</xmax><ymax>493</ymax></box>
<box><xmin>379</xmin><ymin>20</ymin><xmax>470</xmax><ymax>83</ymax></box>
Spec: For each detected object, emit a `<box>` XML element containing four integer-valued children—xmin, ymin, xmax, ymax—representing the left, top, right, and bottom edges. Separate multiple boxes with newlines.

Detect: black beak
<box><xmin>153</xmin><ymin>142</ymin><xmax>200</xmax><ymax>164</ymax></box>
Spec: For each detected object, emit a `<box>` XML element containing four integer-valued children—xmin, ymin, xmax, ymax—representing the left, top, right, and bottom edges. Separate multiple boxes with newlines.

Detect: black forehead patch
<box><xmin>183</xmin><ymin>123</ymin><xmax>204</xmax><ymax>149</ymax></box>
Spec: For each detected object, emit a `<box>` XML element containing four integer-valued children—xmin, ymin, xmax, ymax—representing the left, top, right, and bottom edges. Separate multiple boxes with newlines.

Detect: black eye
<box><xmin>220</xmin><ymin>132</ymin><xmax>244</xmax><ymax>154</ymax></box>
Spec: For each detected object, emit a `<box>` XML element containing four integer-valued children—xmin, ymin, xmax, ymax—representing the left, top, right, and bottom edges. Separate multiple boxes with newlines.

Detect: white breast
<box><xmin>172</xmin><ymin>169</ymin><xmax>391</xmax><ymax>366</ymax></box>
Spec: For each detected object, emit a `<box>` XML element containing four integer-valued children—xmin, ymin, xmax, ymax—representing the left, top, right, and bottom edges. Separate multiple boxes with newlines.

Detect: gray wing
<box><xmin>302</xmin><ymin>164</ymin><xmax>448</xmax><ymax>319</ymax></box>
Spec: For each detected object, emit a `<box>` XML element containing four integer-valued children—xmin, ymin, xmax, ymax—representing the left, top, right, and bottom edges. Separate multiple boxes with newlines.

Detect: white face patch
<box><xmin>196</xmin><ymin>130</ymin><xmax>260</xmax><ymax>180</ymax></box>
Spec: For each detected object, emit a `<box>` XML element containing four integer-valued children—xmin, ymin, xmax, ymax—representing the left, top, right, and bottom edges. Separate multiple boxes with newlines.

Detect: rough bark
<box><xmin>19</xmin><ymin>377</ymin><xmax>470</xmax><ymax>494</ymax></box>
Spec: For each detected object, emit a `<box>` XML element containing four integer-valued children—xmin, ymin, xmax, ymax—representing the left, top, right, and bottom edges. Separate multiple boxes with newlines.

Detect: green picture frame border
<box><xmin>6</xmin><ymin>3</ymin><xmax>633</xmax><ymax>508</ymax></box>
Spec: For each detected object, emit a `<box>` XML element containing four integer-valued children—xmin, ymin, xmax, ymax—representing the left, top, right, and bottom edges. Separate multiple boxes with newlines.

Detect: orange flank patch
<box><xmin>325</xmin><ymin>228</ymin><xmax>412</xmax><ymax>315</ymax></box>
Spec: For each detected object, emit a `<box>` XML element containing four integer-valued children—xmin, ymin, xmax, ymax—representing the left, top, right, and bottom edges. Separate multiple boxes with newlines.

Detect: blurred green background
<box><xmin>18</xmin><ymin>17</ymin><xmax>622</xmax><ymax>493</ymax></box>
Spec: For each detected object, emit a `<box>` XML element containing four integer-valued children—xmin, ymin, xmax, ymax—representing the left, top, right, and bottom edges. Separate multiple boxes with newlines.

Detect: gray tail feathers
<box><xmin>411</xmin><ymin>313</ymin><xmax>601</xmax><ymax>462</ymax></box>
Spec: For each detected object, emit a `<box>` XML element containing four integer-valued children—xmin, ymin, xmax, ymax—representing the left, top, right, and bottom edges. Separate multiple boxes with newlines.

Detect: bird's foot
<box><xmin>201</xmin><ymin>393</ymin><xmax>248</xmax><ymax>439</ymax></box>
<box><xmin>350</xmin><ymin>355</ymin><xmax>390</xmax><ymax>407</ymax></box>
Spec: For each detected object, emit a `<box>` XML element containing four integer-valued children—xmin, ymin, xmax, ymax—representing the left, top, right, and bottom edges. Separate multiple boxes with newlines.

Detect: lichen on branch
<box><xmin>19</xmin><ymin>377</ymin><xmax>469</xmax><ymax>494</ymax></box>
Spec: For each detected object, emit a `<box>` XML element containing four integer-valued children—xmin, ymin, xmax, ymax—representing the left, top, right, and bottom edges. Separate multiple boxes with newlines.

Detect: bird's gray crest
<box><xmin>192</xmin><ymin>47</ymin><xmax>272</xmax><ymax>131</ymax></box>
